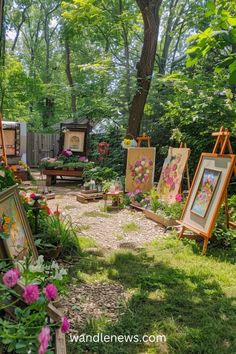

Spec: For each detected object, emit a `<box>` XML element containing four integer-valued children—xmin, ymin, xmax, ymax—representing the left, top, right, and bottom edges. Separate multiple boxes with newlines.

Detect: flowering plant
<box><xmin>0</xmin><ymin>258</ymin><xmax>69</xmax><ymax>354</ymax></box>
<box><xmin>127</xmin><ymin>189</ymin><xmax>144</xmax><ymax>205</ymax></box>
<box><xmin>129</xmin><ymin>156</ymin><xmax>153</xmax><ymax>186</ymax></box>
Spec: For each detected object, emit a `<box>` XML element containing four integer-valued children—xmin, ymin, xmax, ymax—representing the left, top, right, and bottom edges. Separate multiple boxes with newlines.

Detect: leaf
<box><xmin>228</xmin><ymin>17</ymin><xmax>236</xmax><ymax>27</ymax></box>
<box><xmin>229</xmin><ymin>69</ymin><xmax>236</xmax><ymax>84</ymax></box>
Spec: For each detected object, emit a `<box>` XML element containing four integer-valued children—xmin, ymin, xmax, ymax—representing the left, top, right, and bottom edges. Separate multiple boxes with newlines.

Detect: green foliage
<box><xmin>83</xmin><ymin>166</ymin><xmax>118</xmax><ymax>182</ymax></box>
<box><xmin>0</xmin><ymin>166</ymin><xmax>16</xmax><ymax>192</ymax></box>
<box><xmin>186</xmin><ymin>0</ymin><xmax>236</xmax><ymax>83</ymax></box>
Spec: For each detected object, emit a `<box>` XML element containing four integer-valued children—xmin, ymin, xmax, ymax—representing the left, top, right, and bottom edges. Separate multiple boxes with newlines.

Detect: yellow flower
<box><xmin>4</xmin><ymin>217</ymin><xmax>11</xmax><ymax>224</ymax></box>
<box><xmin>124</xmin><ymin>139</ymin><xmax>131</xmax><ymax>145</ymax></box>
<box><xmin>3</xmin><ymin>224</ymin><xmax>9</xmax><ymax>232</ymax></box>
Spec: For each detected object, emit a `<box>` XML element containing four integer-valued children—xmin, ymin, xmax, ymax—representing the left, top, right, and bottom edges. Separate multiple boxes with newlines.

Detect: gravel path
<box><xmin>47</xmin><ymin>194</ymin><xmax>165</xmax><ymax>250</ymax></box>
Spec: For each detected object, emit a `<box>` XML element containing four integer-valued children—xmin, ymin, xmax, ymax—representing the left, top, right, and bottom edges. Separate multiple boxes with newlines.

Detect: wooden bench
<box><xmin>42</xmin><ymin>169</ymin><xmax>84</xmax><ymax>186</ymax></box>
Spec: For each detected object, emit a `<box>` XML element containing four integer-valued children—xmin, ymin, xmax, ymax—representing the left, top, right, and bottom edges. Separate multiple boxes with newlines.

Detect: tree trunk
<box><xmin>65</xmin><ymin>40</ymin><xmax>77</xmax><ymax>121</ymax></box>
<box><xmin>128</xmin><ymin>0</ymin><xmax>162</xmax><ymax>137</ymax></box>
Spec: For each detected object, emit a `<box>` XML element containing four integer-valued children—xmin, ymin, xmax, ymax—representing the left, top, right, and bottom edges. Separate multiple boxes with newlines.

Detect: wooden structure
<box><xmin>27</xmin><ymin>132</ymin><xmax>59</xmax><ymax>167</ymax></box>
<box><xmin>0</xmin><ymin>112</ymin><xmax>7</xmax><ymax>164</ymax></box>
<box><xmin>137</xmin><ymin>133</ymin><xmax>151</xmax><ymax>147</ymax></box>
<box><xmin>103</xmin><ymin>191</ymin><xmax>124</xmax><ymax>211</ymax></box>
<box><xmin>179</xmin><ymin>142</ymin><xmax>191</xmax><ymax>192</ymax></box>
<box><xmin>178</xmin><ymin>127</ymin><xmax>236</xmax><ymax>255</ymax></box>
<box><xmin>42</xmin><ymin>168</ymin><xmax>84</xmax><ymax>186</ymax></box>
<box><xmin>60</xmin><ymin>122</ymin><xmax>90</xmax><ymax>156</ymax></box>
<box><xmin>76</xmin><ymin>190</ymin><xmax>103</xmax><ymax>204</ymax></box>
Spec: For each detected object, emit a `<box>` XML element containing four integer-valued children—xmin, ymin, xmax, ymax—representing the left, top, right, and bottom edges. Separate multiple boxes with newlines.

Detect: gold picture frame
<box><xmin>0</xmin><ymin>185</ymin><xmax>38</xmax><ymax>261</ymax></box>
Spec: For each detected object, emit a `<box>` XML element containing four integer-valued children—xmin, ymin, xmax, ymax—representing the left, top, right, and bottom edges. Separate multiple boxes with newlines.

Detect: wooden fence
<box><xmin>27</xmin><ymin>132</ymin><xmax>60</xmax><ymax>167</ymax></box>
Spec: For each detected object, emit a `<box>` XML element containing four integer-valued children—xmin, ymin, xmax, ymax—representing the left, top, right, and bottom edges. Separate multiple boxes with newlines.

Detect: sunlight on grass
<box><xmin>77</xmin><ymin>236</ymin><xmax>97</xmax><ymax>249</ymax></box>
<box><xmin>115</xmin><ymin>233</ymin><xmax>124</xmax><ymax>241</ymax></box>
<box><xmin>122</xmin><ymin>222</ymin><xmax>141</xmax><ymax>233</ymax></box>
<box><xmin>64</xmin><ymin>204</ymin><xmax>77</xmax><ymax>210</ymax></box>
<box><xmin>68</xmin><ymin>233</ymin><xmax>236</xmax><ymax>354</ymax></box>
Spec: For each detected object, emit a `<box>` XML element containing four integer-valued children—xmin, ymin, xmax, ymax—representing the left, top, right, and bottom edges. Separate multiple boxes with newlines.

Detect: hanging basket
<box><xmin>121</xmin><ymin>134</ymin><xmax>138</xmax><ymax>149</ymax></box>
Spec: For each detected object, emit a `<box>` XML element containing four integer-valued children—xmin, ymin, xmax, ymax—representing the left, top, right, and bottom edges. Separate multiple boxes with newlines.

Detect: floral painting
<box><xmin>191</xmin><ymin>168</ymin><xmax>221</xmax><ymax>218</ymax></box>
<box><xmin>125</xmin><ymin>148</ymin><xmax>156</xmax><ymax>192</ymax></box>
<box><xmin>0</xmin><ymin>195</ymin><xmax>30</xmax><ymax>259</ymax></box>
<box><xmin>157</xmin><ymin>148</ymin><xmax>190</xmax><ymax>204</ymax></box>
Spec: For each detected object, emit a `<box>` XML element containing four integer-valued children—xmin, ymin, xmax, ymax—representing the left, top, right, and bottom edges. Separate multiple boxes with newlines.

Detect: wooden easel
<box><xmin>179</xmin><ymin>142</ymin><xmax>191</xmax><ymax>192</ymax></box>
<box><xmin>137</xmin><ymin>133</ymin><xmax>151</xmax><ymax>147</ymax></box>
<box><xmin>0</xmin><ymin>112</ymin><xmax>7</xmax><ymax>165</ymax></box>
<box><xmin>178</xmin><ymin>127</ymin><xmax>236</xmax><ymax>255</ymax></box>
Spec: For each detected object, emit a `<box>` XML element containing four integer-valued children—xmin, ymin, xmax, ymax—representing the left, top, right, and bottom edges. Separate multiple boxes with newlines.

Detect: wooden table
<box><xmin>103</xmin><ymin>191</ymin><xmax>123</xmax><ymax>211</ymax></box>
<box><xmin>42</xmin><ymin>168</ymin><xmax>83</xmax><ymax>186</ymax></box>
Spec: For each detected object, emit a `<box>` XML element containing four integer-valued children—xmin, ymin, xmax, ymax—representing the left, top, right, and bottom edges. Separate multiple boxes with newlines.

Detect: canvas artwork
<box><xmin>64</xmin><ymin>131</ymin><xmax>85</xmax><ymax>152</ymax></box>
<box><xmin>191</xmin><ymin>168</ymin><xmax>221</xmax><ymax>218</ymax></box>
<box><xmin>179</xmin><ymin>154</ymin><xmax>236</xmax><ymax>237</ymax></box>
<box><xmin>0</xmin><ymin>186</ymin><xmax>37</xmax><ymax>261</ymax></box>
<box><xmin>157</xmin><ymin>147</ymin><xmax>190</xmax><ymax>203</ymax></box>
<box><xmin>125</xmin><ymin>147</ymin><xmax>156</xmax><ymax>193</ymax></box>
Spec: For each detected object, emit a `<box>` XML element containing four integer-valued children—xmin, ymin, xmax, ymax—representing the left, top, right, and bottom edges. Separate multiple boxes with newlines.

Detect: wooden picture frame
<box><xmin>0</xmin><ymin>185</ymin><xmax>38</xmax><ymax>261</ymax></box>
<box><xmin>60</xmin><ymin>123</ymin><xmax>88</xmax><ymax>156</ymax></box>
<box><xmin>179</xmin><ymin>153</ymin><xmax>236</xmax><ymax>238</ymax></box>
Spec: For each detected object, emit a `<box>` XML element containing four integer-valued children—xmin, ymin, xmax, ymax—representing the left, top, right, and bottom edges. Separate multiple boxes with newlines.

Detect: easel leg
<box><xmin>225</xmin><ymin>192</ymin><xmax>229</xmax><ymax>228</ymax></box>
<box><xmin>202</xmin><ymin>238</ymin><xmax>208</xmax><ymax>256</ymax></box>
<box><xmin>178</xmin><ymin>226</ymin><xmax>185</xmax><ymax>239</ymax></box>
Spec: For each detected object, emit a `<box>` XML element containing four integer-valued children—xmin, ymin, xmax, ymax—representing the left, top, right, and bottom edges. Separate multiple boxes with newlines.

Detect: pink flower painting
<box><xmin>157</xmin><ymin>148</ymin><xmax>190</xmax><ymax>204</ymax></box>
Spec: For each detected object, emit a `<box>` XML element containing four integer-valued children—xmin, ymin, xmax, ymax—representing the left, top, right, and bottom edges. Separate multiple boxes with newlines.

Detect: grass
<box><xmin>122</xmin><ymin>222</ymin><xmax>141</xmax><ymax>233</ymax></box>
<box><xmin>83</xmin><ymin>211</ymin><xmax>112</xmax><ymax>218</ymax></box>
<box><xmin>77</xmin><ymin>236</ymin><xmax>97</xmax><ymax>250</ymax></box>
<box><xmin>116</xmin><ymin>233</ymin><xmax>124</xmax><ymax>241</ymax></box>
<box><xmin>64</xmin><ymin>205</ymin><xmax>77</xmax><ymax>210</ymax></box>
<box><xmin>68</xmin><ymin>233</ymin><xmax>236</xmax><ymax>353</ymax></box>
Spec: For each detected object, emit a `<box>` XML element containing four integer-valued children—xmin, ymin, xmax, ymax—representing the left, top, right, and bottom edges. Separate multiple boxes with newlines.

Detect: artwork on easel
<box><xmin>157</xmin><ymin>147</ymin><xmax>190</xmax><ymax>203</ymax></box>
<box><xmin>125</xmin><ymin>147</ymin><xmax>156</xmax><ymax>193</ymax></box>
<box><xmin>191</xmin><ymin>168</ymin><xmax>221</xmax><ymax>218</ymax></box>
<box><xmin>64</xmin><ymin>131</ymin><xmax>85</xmax><ymax>152</ymax></box>
<box><xmin>179</xmin><ymin>153</ymin><xmax>236</xmax><ymax>238</ymax></box>
<box><xmin>0</xmin><ymin>185</ymin><xmax>38</xmax><ymax>261</ymax></box>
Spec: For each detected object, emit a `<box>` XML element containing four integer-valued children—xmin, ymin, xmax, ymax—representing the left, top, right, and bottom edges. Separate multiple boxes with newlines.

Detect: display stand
<box><xmin>137</xmin><ymin>133</ymin><xmax>151</xmax><ymax>147</ymax></box>
<box><xmin>178</xmin><ymin>127</ymin><xmax>236</xmax><ymax>255</ymax></box>
<box><xmin>0</xmin><ymin>112</ymin><xmax>7</xmax><ymax>165</ymax></box>
<box><xmin>179</xmin><ymin>142</ymin><xmax>191</xmax><ymax>193</ymax></box>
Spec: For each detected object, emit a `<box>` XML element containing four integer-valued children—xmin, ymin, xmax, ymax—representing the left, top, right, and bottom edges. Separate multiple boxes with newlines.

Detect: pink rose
<box><xmin>30</xmin><ymin>193</ymin><xmax>36</xmax><ymax>199</ymax></box>
<box><xmin>61</xmin><ymin>316</ymin><xmax>70</xmax><ymax>333</ymax></box>
<box><xmin>23</xmin><ymin>284</ymin><xmax>40</xmax><ymax>304</ymax></box>
<box><xmin>3</xmin><ymin>268</ymin><xmax>20</xmax><ymax>288</ymax></box>
<box><xmin>175</xmin><ymin>194</ymin><xmax>183</xmax><ymax>202</ymax></box>
<box><xmin>44</xmin><ymin>284</ymin><xmax>58</xmax><ymax>301</ymax></box>
<box><xmin>135</xmin><ymin>179</ymin><xmax>141</xmax><ymax>185</ymax></box>
<box><xmin>38</xmin><ymin>326</ymin><xmax>50</xmax><ymax>354</ymax></box>
<box><xmin>172</xmin><ymin>164</ymin><xmax>177</xmax><ymax>171</ymax></box>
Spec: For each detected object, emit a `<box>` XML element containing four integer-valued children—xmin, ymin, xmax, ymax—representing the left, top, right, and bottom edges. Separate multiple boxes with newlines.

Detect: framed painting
<box><xmin>191</xmin><ymin>168</ymin><xmax>221</xmax><ymax>218</ymax></box>
<box><xmin>179</xmin><ymin>153</ymin><xmax>236</xmax><ymax>238</ymax></box>
<box><xmin>125</xmin><ymin>147</ymin><xmax>156</xmax><ymax>193</ymax></box>
<box><xmin>157</xmin><ymin>147</ymin><xmax>190</xmax><ymax>204</ymax></box>
<box><xmin>63</xmin><ymin>130</ymin><xmax>85</xmax><ymax>153</ymax></box>
<box><xmin>0</xmin><ymin>185</ymin><xmax>38</xmax><ymax>261</ymax></box>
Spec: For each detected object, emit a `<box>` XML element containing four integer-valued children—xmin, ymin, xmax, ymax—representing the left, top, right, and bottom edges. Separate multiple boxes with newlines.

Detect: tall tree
<box><xmin>127</xmin><ymin>0</ymin><xmax>163</xmax><ymax>136</ymax></box>
<box><xmin>0</xmin><ymin>0</ymin><xmax>5</xmax><ymax>113</ymax></box>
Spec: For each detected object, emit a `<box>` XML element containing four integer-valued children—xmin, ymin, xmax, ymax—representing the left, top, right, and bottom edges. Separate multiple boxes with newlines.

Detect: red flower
<box><xmin>41</xmin><ymin>205</ymin><xmax>51</xmax><ymax>215</ymax></box>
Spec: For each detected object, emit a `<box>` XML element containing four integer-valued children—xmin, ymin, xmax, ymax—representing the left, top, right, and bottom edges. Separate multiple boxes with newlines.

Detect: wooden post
<box><xmin>0</xmin><ymin>112</ymin><xmax>7</xmax><ymax>165</ymax></box>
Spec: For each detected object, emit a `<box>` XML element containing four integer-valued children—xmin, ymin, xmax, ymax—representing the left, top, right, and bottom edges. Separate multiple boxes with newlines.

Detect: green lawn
<box><xmin>68</xmin><ymin>234</ymin><xmax>236</xmax><ymax>354</ymax></box>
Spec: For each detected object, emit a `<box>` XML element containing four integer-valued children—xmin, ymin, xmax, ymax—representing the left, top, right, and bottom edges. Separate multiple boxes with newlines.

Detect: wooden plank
<box><xmin>43</xmin><ymin>169</ymin><xmax>83</xmax><ymax>177</ymax></box>
<box><xmin>55</xmin><ymin>329</ymin><xmax>67</xmax><ymax>354</ymax></box>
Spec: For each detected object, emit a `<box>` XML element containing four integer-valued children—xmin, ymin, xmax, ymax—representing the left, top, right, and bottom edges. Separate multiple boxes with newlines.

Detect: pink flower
<box><xmin>172</xmin><ymin>164</ymin><xmax>177</xmax><ymax>171</ymax></box>
<box><xmin>79</xmin><ymin>156</ymin><xmax>88</xmax><ymax>162</ymax></box>
<box><xmin>38</xmin><ymin>326</ymin><xmax>50</xmax><ymax>354</ymax></box>
<box><xmin>61</xmin><ymin>316</ymin><xmax>70</xmax><ymax>333</ymax></box>
<box><xmin>144</xmin><ymin>175</ymin><xmax>149</xmax><ymax>182</ymax></box>
<box><xmin>30</xmin><ymin>193</ymin><xmax>36</xmax><ymax>199</ymax></box>
<box><xmin>149</xmin><ymin>160</ymin><xmax>153</xmax><ymax>166</ymax></box>
<box><xmin>3</xmin><ymin>268</ymin><xmax>20</xmax><ymax>288</ymax></box>
<box><xmin>166</xmin><ymin>177</ymin><xmax>174</xmax><ymax>186</ymax></box>
<box><xmin>135</xmin><ymin>179</ymin><xmax>141</xmax><ymax>185</ymax></box>
<box><xmin>175</xmin><ymin>194</ymin><xmax>183</xmax><ymax>202</ymax></box>
<box><xmin>135</xmin><ymin>189</ymin><xmax>141</xmax><ymax>194</ymax></box>
<box><xmin>23</xmin><ymin>284</ymin><xmax>40</xmax><ymax>304</ymax></box>
<box><xmin>44</xmin><ymin>284</ymin><xmax>58</xmax><ymax>301</ymax></box>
